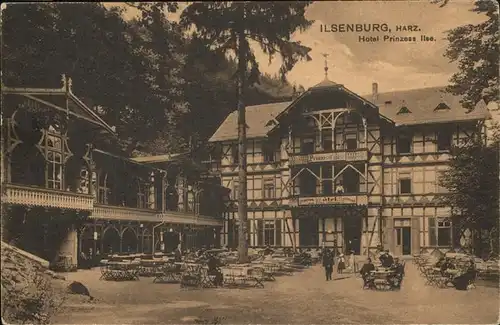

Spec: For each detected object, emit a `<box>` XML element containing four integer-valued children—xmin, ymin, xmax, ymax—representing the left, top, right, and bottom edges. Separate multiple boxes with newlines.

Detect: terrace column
<box><xmin>58</xmin><ymin>224</ymin><xmax>78</xmax><ymax>267</ymax></box>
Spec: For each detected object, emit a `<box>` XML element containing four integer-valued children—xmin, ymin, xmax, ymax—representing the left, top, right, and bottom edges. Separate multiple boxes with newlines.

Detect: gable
<box><xmin>2</xmin><ymin>85</ymin><xmax>116</xmax><ymax>135</ymax></box>
<box><xmin>209</xmin><ymin>101</ymin><xmax>291</xmax><ymax>142</ymax></box>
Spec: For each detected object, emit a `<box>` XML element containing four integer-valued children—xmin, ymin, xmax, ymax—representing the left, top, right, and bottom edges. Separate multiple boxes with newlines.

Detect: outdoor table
<box><xmin>100</xmin><ymin>261</ymin><xmax>140</xmax><ymax>281</ymax></box>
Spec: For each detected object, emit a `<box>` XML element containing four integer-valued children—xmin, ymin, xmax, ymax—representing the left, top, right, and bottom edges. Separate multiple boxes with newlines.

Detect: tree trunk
<box><xmin>236</xmin><ymin>18</ymin><xmax>248</xmax><ymax>264</ymax></box>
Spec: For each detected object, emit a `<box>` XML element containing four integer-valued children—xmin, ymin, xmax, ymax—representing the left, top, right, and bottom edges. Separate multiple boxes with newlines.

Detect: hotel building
<box><xmin>207</xmin><ymin>76</ymin><xmax>491</xmax><ymax>256</ymax></box>
<box><xmin>1</xmin><ymin>76</ymin><xmax>226</xmax><ymax>268</ymax></box>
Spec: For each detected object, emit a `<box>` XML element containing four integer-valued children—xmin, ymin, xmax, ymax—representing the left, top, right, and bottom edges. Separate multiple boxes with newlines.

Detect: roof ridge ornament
<box><xmin>322</xmin><ymin>53</ymin><xmax>329</xmax><ymax>80</ymax></box>
<box><xmin>61</xmin><ymin>74</ymin><xmax>67</xmax><ymax>90</ymax></box>
<box><xmin>60</xmin><ymin>74</ymin><xmax>73</xmax><ymax>93</ymax></box>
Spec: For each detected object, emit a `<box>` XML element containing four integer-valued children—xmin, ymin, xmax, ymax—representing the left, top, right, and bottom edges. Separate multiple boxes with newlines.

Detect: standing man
<box><xmin>322</xmin><ymin>248</ymin><xmax>334</xmax><ymax>281</ymax></box>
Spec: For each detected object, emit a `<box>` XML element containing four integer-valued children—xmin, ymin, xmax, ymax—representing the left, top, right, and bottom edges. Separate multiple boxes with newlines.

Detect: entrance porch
<box><xmin>292</xmin><ymin>206</ymin><xmax>367</xmax><ymax>254</ymax></box>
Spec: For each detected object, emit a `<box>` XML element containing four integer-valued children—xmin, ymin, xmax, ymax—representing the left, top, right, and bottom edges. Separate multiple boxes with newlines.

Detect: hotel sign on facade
<box><xmin>289</xmin><ymin>195</ymin><xmax>368</xmax><ymax>207</ymax></box>
<box><xmin>289</xmin><ymin>149</ymin><xmax>368</xmax><ymax>166</ymax></box>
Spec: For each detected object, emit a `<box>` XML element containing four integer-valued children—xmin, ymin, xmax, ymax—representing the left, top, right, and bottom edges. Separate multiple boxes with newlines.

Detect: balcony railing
<box><xmin>289</xmin><ymin>149</ymin><xmax>368</xmax><ymax>166</ymax></box>
<box><xmin>2</xmin><ymin>183</ymin><xmax>94</xmax><ymax>211</ymax></box>
<box><xmin>92</xmin><ymin>204</ymin><xmax>160</xmax><ymax>222</ymax></box>
<box><xmin>289</xmin><ymin>194</ymin><xmax>368</xmax><ymax>207</ymax></box>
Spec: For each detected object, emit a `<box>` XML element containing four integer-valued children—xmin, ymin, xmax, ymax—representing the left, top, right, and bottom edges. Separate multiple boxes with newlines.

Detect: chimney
<box><xmin>372</xmin><ymin>82</ymin><xmax>378</xmax><ymax>102</ymax></box>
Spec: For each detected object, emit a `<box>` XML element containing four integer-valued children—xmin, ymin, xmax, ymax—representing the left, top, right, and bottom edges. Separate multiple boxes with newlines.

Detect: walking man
<box><xmin>322</xmin><ymin>248</ymin><xmax>334</xmax><ymax>281</ymax></box>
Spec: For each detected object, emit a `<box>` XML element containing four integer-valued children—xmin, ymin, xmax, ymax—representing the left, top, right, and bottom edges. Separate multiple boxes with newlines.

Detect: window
<box><xmin>299</xmin><ymin>172</ymin><xmax>316</xmax><ymax>196</ymax></box>
<box><xmin>399</xmin><ymin>174</ymin><xmax>412</xmax><ymax>194</ymax></box>
<box><xmin>437</xmin><ymin>131</ymin><xmax>452</xmax><ymax>151</ymax></box>
<box><xmin>232</xmin><ymin>143</ymin><xmax>239</xmax><ymax>164</ymax></box>
<box><xmin>211</xmin><ymin>144</ymin><xmax>222</xmax><ymax>161</ymax></box>
<box><xmin>45</xmin><ymin>125</ymin><xmax>65</xmax><ymax>190</ymax></box>
<box><xmin>322</xmin><ymin>136</ymin><xmax>333</xmax><ymax>151</ymax></box>
<box><xmin>186</xmin><ymin>189</ymin><xmax>195</xmax><ymax>213</ymax></box>
<box><xmin>344</xmin><ymin>133</ymin><xmax>357</xmax><ymax>150</ymax></box>
<box><xmin>137</xmin><ymin>180</ymin><xmax>149</xmax><ymax>209</ymax></box>
<box><xmin>263</xmin><ymin>142</ymin><xmax>275</xmax><ymax>163</ymax></box>
<box><xmin>264</xmin><ymin>221</ymin><xmax>275</xmax><ymax>246</ymax></box>
<box><xmin>232</xmin><ymin>181</ymin><xmax>239</xmax><ymax>200</ymax></box>
<box><xmin>301</xmin><ymin>138</ymin><xmax>315</xmax><ymax>154</ymax></box>
<box><xmin>397</xmin><ymin>106</ymin><xmax>412</xmax><ymax>114</ymax></box>
<box><xmin>256</xmin><ymin>220</ymin><xmax>263</xmax><ymax>246</ymax></box>
<box><xmin>434</xmin><ymin>102</ymin><xmax>450</xmax><ymax>111</ymax></box>
<box><xmin>397</xmin><ymin>134</ymin><xmax>412</xmax><ymax>154</ymax></box>
<box><xmin>429</xmin><ymin>217</ymin><xmax>452</xmax><ymax>246</ymax></box>
<box><xmin>98</xmin><ymin>172</ymin><xmax>110</xmax><ymax>204</ymax></box>
<box><xmin>263</xmin><ymin>178</ymin><xmax>275</xmax><ymax>199</ymax></box>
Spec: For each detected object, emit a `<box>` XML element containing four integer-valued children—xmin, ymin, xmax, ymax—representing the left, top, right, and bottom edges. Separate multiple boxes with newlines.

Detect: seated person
<box><xmin>263</xmin><ymin>245</ymin><xmax>274</xmax><ymax>256</ymax></box>
<box><xmin>435</xmin><ymin>257</ymin><xmax>446</xmax><ymax>270</ymax></box>
<box><xmin>206</xmin><ymin>253</ymin><xmax>223</xmax><ymax>286</ymax></box>
<box><xmin>452</xmin><ymin>261</ymin><xmax>476</xmax><ymax>291</ymax></box>
<box><xmin>379</xmin><ymin>250</ymin><xmax>394</xmax><ymax>268</ymax></box>
<box><xmin>388</xmin><ymin>257</ymin><xmax>405</xmax><ymax>289</ymax></box>
<box><xmin>360</xmin><ymin>258</ymin><xmax>376</xmax><ymax>288</ymax></box>
<box><xmin>439</xmin><ymin>257</ymin><xmax>456</xmax><ymax>276</ymax></box>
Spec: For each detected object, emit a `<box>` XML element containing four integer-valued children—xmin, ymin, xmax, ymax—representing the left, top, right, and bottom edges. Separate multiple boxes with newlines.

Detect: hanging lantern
<box><xmin>93</xmin><ymin>231</ymin><xmax>98</xmax><ymax>240</ymax></box>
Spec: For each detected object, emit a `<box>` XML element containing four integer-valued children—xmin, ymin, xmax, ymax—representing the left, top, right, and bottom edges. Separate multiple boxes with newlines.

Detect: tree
<box><xmin>440</xmin><ymin>0</ymin><xmax>499</xmax><ymax>111</ymax></box>
<box><xmin>439</xmin><ymin>135</ymin><xmax>499</xmax><ymax>256</ymax></box>
<box><xmin>180</xmin><ymin>2</ymin><xmax>313</xmax><ymax>262</ymax></box>
<box><xmin>2</xmin><ymin>3</ymin><xmax>188</xmax><ymax>152</ymax></box>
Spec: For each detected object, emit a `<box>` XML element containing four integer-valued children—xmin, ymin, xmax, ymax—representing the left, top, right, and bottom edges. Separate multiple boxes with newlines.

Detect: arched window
<box><xmin>186</xmin><ymin>186</ymin><xmax>195</xmax><ymax>213</ymax></box>
<box><xmin>98</xmin><ymin>172</ymin><xmax>110</xmax><ymax>204</ymax></box>
<box><xmin>137</xmin><ymin>179</ymin><xmax>150</xmax><ymax>209</ymax></box>
<box><xmin>45</xmin><ymin>125</ymin><xmax>64</xmax><ymax>189</ymax></box>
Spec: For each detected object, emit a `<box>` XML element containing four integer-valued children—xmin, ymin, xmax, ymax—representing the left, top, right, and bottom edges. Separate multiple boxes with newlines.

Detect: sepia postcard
<box><xmin>1</xmin><ymin>1</ymin><xmax>499</xmax><ymax>324</ymax></box>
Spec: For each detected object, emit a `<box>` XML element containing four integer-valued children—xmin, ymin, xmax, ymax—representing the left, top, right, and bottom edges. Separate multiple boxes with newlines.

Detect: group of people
<box><xmin>359</xmin><ymin>250</ymin><xmax>405</xmax><ymax>290</ymax></box>
<box><xmin>321</xmin><ymin>248</ymin><xmax>353</xmax><ymax>280</ymax></box>
<box><xmin>435</xmin><ymin>256</ymin><xmax>477</xmax><ymax>290</ymax></box>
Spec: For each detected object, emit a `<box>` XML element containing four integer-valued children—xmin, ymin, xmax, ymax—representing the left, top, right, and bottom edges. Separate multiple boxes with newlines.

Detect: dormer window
<box><xmin>434</xmin><ymin>102</ymin><xmax>451</xmax><ymax>111</ymax></box>
<box><xmin>397</xmin><ymin>106</ymin><xmax>412</xmax><ymax>115</ymax></box>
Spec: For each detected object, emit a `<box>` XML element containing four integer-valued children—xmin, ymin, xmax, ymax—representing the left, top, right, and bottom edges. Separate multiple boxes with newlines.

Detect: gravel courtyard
<box><xmin>52</xmin><ymin>261</ymin><xmax>499</xmax><ymax>324</ymax></box>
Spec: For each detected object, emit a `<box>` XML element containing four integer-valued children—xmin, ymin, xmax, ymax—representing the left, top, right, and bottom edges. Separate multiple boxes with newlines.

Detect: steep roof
<box><xmin>366</xmin><ymin>87</ymin><xmax>491</xmax><ymax>126</ymax></box>
<box><xmin>209</xmin><ymin>101</ymin><xmax>292</xmax><ymax>142</ymax></box>
<box><xmin>2</xmin><ymin>83</ymin><xmax>116</xmax><ymax>135</ymax></box>
<box><xmin>310</xmin><ymin>78</ymin><xmax>340</xmax><ymax>89</ymax></box>
<box><xmin>208</xmin><ymin>86</ymin><xmax>492</xmax><ymax>142</ymax></box>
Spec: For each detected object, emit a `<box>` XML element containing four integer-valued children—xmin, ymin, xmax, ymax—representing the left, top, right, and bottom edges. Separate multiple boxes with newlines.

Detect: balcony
<box><xmin>289</xmin><ymin>149</ymin><xmax>368</xmax><ymax>166</ymax></box>
<box><xmin>157</xmin><ymin>211</ymin><xmax>222</xmax><ymax>227</ymax></box>
<box><xmin>91</xmin><ymin>204</ymin><xmax>222</xmax><ymax>226</ymax></box>
<box><xmin>2</xmin><ymin>183</ymin><xmax>94</xmax><ymax>211</ymax></box>
<box><xmin>92</xmin><ymin>204</ymin><xmax>159</xmax><ymax>222</ymax></box>
<box><xmin>289</xmin><ymin>194</ymin><xmax>368</xmax><ymax>207</ymax></box>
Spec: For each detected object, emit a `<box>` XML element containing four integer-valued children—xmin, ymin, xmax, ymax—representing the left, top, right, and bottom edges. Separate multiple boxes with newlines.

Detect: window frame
<box><xmin>262</xmin><ymin>141</ymin><xmax>275</xmax><ymax>163</ymax></box>
<box><xmin>397</xmin><ymin>134</ymin><xmax>412</xmax><ymax>155</ymax></box>
<box><xmin>429</xmin><ymin>217</ymin><xmax>452</xmax><ymax>247</ymax></box>
<box><xmin>232</xmin><ymin>181</ymin><xmax>239</xmax><ymax>200</ymax></box>
<box><xmin>399</xmin><ymin>175</ymin><xmax>412</xmax><ymax>194</ymax></box>
<box><xmin>263</xmin><ymin>220</ymin><xmax>275</xmax><ymax>246</ymax></box>
<box><xmin>263</xmin><ymin>178</ymin><xmax>275</xmax><ymax>199</ymax></box>
<box><xmin>344</xmin><ymin>133</ymin><xmax>358</xmax><ymax>150</ymax></box>
<box><xmin>436</xmin><ymin>130</ymin><xmax>452</xmax><ymax>152</ymax></box>
<box><xmin>231</xmin><ymin>143</ymin><xmax>239</xmax><ymax>164</ymax></box>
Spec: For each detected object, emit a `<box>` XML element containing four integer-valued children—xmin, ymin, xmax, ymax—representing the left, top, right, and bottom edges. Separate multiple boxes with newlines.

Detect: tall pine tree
<box><xmin>180</xmin><ymin>2</ymin><xmax>313</xmax><ymax>262</ymax></box>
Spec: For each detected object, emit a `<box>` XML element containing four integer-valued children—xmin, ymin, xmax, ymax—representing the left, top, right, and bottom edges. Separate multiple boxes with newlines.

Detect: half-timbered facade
<box><xmin>1</xmin><ymin>76</ymin><xmax>226</xmax><ymax>268</ymax></box>
<box><xmin>207</xmin><ymin>77</ymin><xmax>491</xmax><ymax>256</ymax></box>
